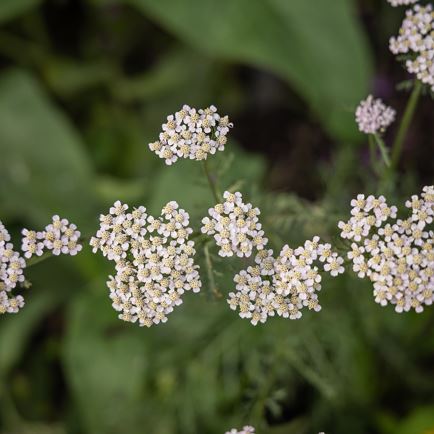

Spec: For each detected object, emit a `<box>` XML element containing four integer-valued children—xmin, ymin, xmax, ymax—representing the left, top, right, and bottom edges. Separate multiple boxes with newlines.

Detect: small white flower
<box><xmin>1</xmin><ymin>221</ymin><xmax>27</xmax><ymax>315</ymax></box>
<box><xmin>389</xmin><ymin>4</ymin><xmax>434</xmax><ymax>91</ymax></box>
<box><xmin>149</xmin><ymin>105</ymin><xmax>233</xmax><ymax>164</ymax></box>
<box><xmin>341</xmin><ymin>186</ymin><xmax>434</xmax><ymax>313</ymax></box>
<box><xmin>92</xmin><ymin>201</ymin><xmax>201</xmax><ymax>327</ymax></box>
<box><xmin>202</xmin><ymin>191</ymin><xmax>268</xmax><ymax>258</ymax></box>
<box><xmin>355</xmin><ymin>95</ymin><xmax>396</xmax><ymax>134</ymax></box>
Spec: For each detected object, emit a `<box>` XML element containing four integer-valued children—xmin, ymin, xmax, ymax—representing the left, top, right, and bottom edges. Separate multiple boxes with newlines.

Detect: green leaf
<box><xmin>63</xmin><ymin>290</ymin><xmax>147</xmax><ymax>434</ymax></box>
<box><xmin>125</xmin><ymin>0</ymin><xmax>372</xmax><ymax>141</ymax></box>
<box><xmin>0</xmin><ymin>69</ymin><xmax>97</xmax><ymax>229</ymax></box>
<box><xmin>0</xmin><ymin>0</ymin><xmax>41</xmax><ymax>23</ymax></box>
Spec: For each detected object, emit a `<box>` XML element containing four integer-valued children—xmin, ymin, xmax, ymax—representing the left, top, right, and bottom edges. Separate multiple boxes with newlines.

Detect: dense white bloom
<box><xmin>201</xmin><ymin>191</ymin><xmax>268</xmax><ymax>258</ymax></box>
<box><xmin>21</xmin><ymin>215</ymin><xmax>82</xmax><ymax>258</ymax></box>
<box><xmin>355</xmin><ymin>95</ymin><xmax>396</xmax><ymax>134</ymax></box>
<box><xmin>340</xmin><ymin>186</ymin><xmax>434</xmax><ymax>313</ymax></box>
<box><xmin>228</xmin><ymin>237</ymin><xmax>345</xmax><ymax>325</ymax></box>
<box><xmin>90</xmin><ymin>201</ymin><xmax>201</xmax><ymax>326</ymax></box>
<box><xmin>149</xmin><ymin>105</ymin><xmax>233</xmax><ymax>164</ymax></box>
<box><xmin>225</xmin><ymin>426</ymin><xmax>255</xmax><ymax>434</ymax></box>
<box><xmin>389</xmin><ymin>4</ymin><xmax>434</xmax><ymax>91</ymax></box>
<box><xmin>1</xmin><ymin>221</ymin><xmax>26</xmax><ymax>315</ymax></box>
<box><xmin>387</xmin><ymin>0</ymin><xmax>418</xmax><ymax>6</ymax></box>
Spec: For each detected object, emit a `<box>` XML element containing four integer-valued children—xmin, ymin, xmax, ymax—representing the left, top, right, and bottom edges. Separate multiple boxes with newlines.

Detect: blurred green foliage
<box><xmin>0</xmin><ymin>1</ymin><xmax>433</xmax><ymax>434</ymax></box>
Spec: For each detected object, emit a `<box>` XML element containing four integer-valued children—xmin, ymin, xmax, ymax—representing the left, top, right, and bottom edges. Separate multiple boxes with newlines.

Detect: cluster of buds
<box><xmin>21</xmin><ymin>215</ymin><xmax>82</xmax><ymax>259</ymax></box>
<box><xmin>0</xmin><ymin>221</ymin><xmax>26</xmax><ymax>314</ymax></box>
<box><xmin>149</xmin><ymin>105</ymin><xmax>233</xmax><ymax>165</ymax></box>
<box><xmin>355</xmin><ymin>95</ymin><xmax>396</xmax><ymax>134</ymax></box>
<box><xmin>389</xmin><ymin>4</ymin><xmax>434</xmax><ymax>91</ymax></box>
<box><xmin>90</xmin><ymin>201</ymin><xmax>201</xmax><ymax>326</ymax></box>
<box><xmin>225</xmin><ymin>426</ymin><xmax>255</xmax><ymax>434</ymax></box>
<box><xmin>339</xmin><ymin>186</ymin><xmax>434</xmax><ymax>313</ymax></box>
<box><xmin>228</xmin><ymin>237</ymin><xmax>345</xmax><ymax>325</ymax></box>
<box><xmin>201</xmin><ymin>191</ymin><xmax>268</xmax><ymax>258</ymax></box>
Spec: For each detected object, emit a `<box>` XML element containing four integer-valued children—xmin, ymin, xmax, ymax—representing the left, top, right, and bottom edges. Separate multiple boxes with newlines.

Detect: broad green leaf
<box><xmin>63</xmin><ymin>290</ymin><xmax>147</xmax><ymax>434</ymax></box>
<box><xmin>0</xmin><ymin>69</ymin><xmax>97</xmax><ymax>229</ymax></box>
<box><xmin>0</xmin><ymin>0</ymin><xmax>41</xmax><ymax>23</ymax></box>
<box><xmin>125</xmin><ymin>0</ymin><xmax>372</xmax><ymax>141</ymax></box>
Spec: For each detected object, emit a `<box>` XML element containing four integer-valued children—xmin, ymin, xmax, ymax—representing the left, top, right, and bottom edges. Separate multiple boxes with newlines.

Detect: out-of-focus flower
<box><xmin>355</xmin><ymin>95</ymin><xmax>396</xmax><ymax>134</ymax></box>
<box><xmin>90</xmin><ymin>201</ymin><xmax>201</xmax><ymax>326</ymax></box>
<box><xmin>339</xmin><ymin>186</ymin><xmax>434</xmax><ymax>313</ymax></box>
<box><xmin>149</xmin><ymin>105</ymin><xmax>233</xmax><ymax>165</ymax></box>
<box><xmin>1</xmin><ymin>221</ymin><xmax>26</xmax><ymax>314</ymax></box>
<box><xmin>201</xmin><ymin>191</ymin><xmax>268</xmax><ymax>258</ymax></box>
<box><xmin>389</xmin><ymin>4</ymin><xmax>434</xmax><ymax>91</ymax></box>
<box><xmin>228</xmin><ymin>237</ymin><xmax>345</xmax><ymax>325</ymax></box>
<box><xmin>387</xmin><ymin>0</ymin><xmax>418</xmax><ymax>6</ymax></box>
<box><xmin>225</xmin><ymin>426</ymin><xmax>255</xmax><ymax>434</ymax></box>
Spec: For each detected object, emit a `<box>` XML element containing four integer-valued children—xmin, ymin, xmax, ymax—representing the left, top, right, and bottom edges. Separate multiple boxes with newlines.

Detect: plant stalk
<box><xmin>202</xmin><ymin>159</ymin><xmax>221</xmax><ymax>203</ymax></box>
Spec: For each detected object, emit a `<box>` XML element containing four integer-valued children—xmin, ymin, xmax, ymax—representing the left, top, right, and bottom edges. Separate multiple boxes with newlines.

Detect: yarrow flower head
<box><xmin>0</xmin><ymin>221</ymin><xmax>26</xmax><ymax>315</ymax></box>
<box><xmin>201</xmin><ymin>191</ymin><xmax>268</xmax><ymax>258</ymax></box>
<box><xmin>21</xmin><ymin>215</ymin><xmax>82</xmax><ymax>258</ymax></box>
<box><xmin>387</xmin><ymin>0</ymin><xmax>418</xmax><ymax>6</ymax></box>
<box><xmin>225</xmin><ymin>426</ymin><xmax>255</xmax><ymax>434</ymax></box>
<box><xmin>90</xmin><ymin>200</ymin><xmax>201</xmax><ymax>326</ymax></box>
<box><xmin>355</xmin><ymin>95</ymin><xmax>396</xmax><ymax>134</ymax></box>
<box><xmin>339</xmin><ymin>186</ymin><xmax>434</xmax><ymax>313</ymax></box>
<box><xmin>149</xmin><ymin>104</ymin><xmax>233</xmax><ymax>165</ymax></box>
<box><xmin>228</xmin><ymin>237</ymin><xmax>345</xmax><ymax>325</ymax></box>
<box><xmin>389</xmin><ymin>4</ymin><xmax>434</xmax><ymax>91</ymax></box>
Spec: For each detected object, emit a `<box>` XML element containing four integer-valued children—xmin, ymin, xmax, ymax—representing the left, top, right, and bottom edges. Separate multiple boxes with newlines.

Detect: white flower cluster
<box><xmin>90</xmin><ymin>201</ymin><xmax>201</xmax><ymax>326</ymax></box>
<box><xmin>225</xmin><ymin>426</ymin><xmax>255</xmax><ymax>434</ymax></box>
<box><xmin>387</xmin><ymin>0</ymin><xmax>418</xmax><ymax>6</ymax></box>
<box><xmin>355</xmin><ymin>95</ymin><xmax>396</xmax><ymax>134</ymax></box>
<box><xmin>389</xmin><ymin>4</ymin><xmax>434</xmax><ymax>91</ymax></box>
<box><xmin>228</xmin><ymin>237</ymin><xmax>345</xmax><ymax>325</ymax></box>
<box><xmin>339</xmin><ymin>186</ymin><xmax>434</xmax><ymax>313</ymax></box>
<box><xmin>149</xmin><ymin>105</ymin><xmax>233</xmax><ymax>165</ymax></box>
<box><xmin>201</xmin><ymin>191</ymin><xmax>268</xmax><ymax>258</ymax></box>
<box><xmin>21</xmin><ymin>215</ymin><xmax>82</xmax><ymax>259</ymax></box>
<box><xmin>0</xmin><ymin>221</ymin><xmax>26</xmax><ymax>314</ymax></box>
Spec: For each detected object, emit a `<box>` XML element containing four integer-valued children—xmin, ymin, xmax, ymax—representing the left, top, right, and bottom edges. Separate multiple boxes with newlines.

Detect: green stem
<box><xmin>25</xmin><ymin>251</ymin><xmax>53</xmax><ymax>268</ymax></box>
<box><xmin>202</xmin><ymin>159</ymin><xmax>221</xmax><ymax>203</ymax></box>
<box><xmin>368</xmin><ymin>134</ymin><xmax>379</xmax><ymax>175</ymax></box>
<box><xmin>390</xmin><ymin>80</ymin><xmax>422</xmax><ymax>170</ymax></box>
<box><xmin>204</xmin><ymin>243</ymin><xmax>221</xmax><ymax>298</ymax></box>
<box><xmin>373</xmin><ymin>133</ymin><xmax>391</xmax><ymax>167</ymax></box>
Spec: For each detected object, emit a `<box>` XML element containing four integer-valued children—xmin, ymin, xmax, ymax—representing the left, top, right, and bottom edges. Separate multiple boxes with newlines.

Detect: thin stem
<box><xmin>373</xmin><ymin>133</ymin><xmax>391</xmax><ymax>167</ymax></box>
<box><xmin>204</xmin><ymin>243</ymin><xmax>222</xmax><ymax>298</ymax></box>
<box><xmin>202</xmin><ymin>159</ymin><xmax>221</xmax><ymax>203</ymax></box>
<box><xmin>390</xmin><ymin>80</ymin><xmax>422</xmax><ymax>170</ymax></box>
<box><xmin>25</xmin><ymin>251</ymin><xmax>53</xmax><ymax>268</ymax></box>
<box><xmin>368</xmin><ymin>134</ymin><xmax>379</xmax><ymax>175</ymax></box>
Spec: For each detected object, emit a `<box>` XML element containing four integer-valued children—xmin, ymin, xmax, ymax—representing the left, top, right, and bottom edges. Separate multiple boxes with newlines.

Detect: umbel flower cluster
<box><xmin>148</xmin><ymin>104</ymin><xmax>233</xmax><ymax>165</ymax></box>
<box><xmin>225</xmin><ymin>426</ymin><xmax>255</xmax><ymax>434</ymax></box>
<box><xmin>228</xmin><ymin>237</ymin><xmax>345</xmax><ymax>325</ymax></box>
<box><xmin>389</xmin><ymin>3</ymin><xmax>434</xmax><ymax>91</ymax></box>
<box><xmin>0</xmin><ymin>221</ymin><xmax>26</xmax><ymax>314</ymax></box>
<box><xmin>90</xmin><ymin>201</ymin><xmax>201</xmax><ymax>326</ymax></box>
<box><xmin>201</xmin><ymin>191</ymin><xmax>268</xmax><ymax>258</ymax></box>
<box><xmin>339</xmin><ymin>186</ymin><xmax>434</xmax><ymax>313</ymax></box>
<box><xmin>355</xmin><ymin>95</ymin><xmax>396</xmax><ymax>135</ymax></box>
<box><xmin>21</xmin><ymin>215</ymin><xmax>82</xmax><ymax>259</ymax></box>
